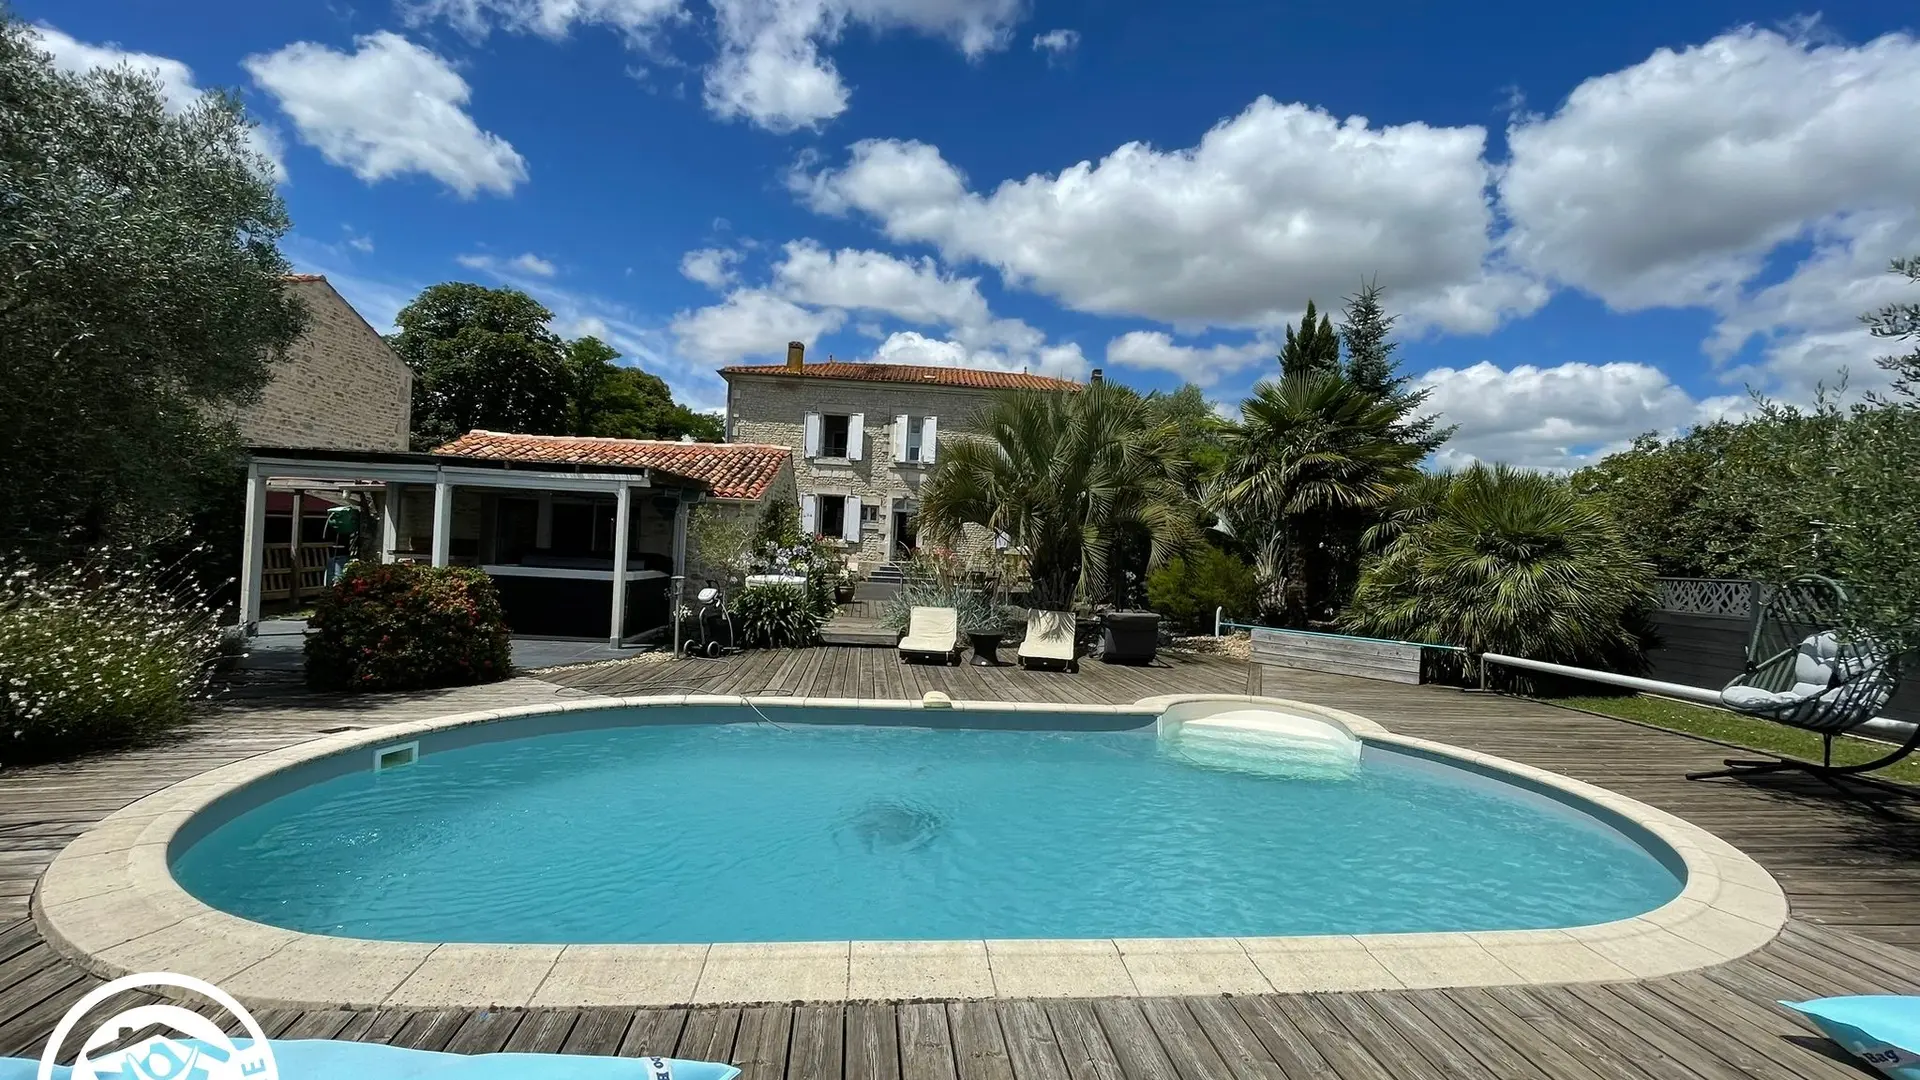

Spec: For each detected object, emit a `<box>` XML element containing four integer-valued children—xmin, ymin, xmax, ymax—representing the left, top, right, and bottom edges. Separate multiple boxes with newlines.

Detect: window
<box><xmin>905</xmin><ymin>416</ymin><xmax>925</xmax><ymax>462</ymax></box>
<box><xmin>860</xmin><ymin>503</ymin><xmax>880</xmax><ymax>524</ymax></box>
<box><xmin>817</xmin><ymin>494</ymin><xmax>847</xmax><ymax>538</ymax></box>
<box><xmin>822</xmin><ymin>414</ymin><xmax>851</xmax><ymax>458</ymax></box>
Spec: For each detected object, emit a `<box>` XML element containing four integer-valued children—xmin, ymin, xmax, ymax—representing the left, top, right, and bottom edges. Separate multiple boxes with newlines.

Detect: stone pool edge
<box><xmin>32</xmin><ymin>693</ymin><xmax>1787</xmax><ymax>1009</ymax></box>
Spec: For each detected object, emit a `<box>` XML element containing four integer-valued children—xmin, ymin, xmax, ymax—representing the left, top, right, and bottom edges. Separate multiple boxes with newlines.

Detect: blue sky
<box><xmin>22</xmin><ymin>0</ymin><xmax>1920</xmax><ymax>466</ymax></box>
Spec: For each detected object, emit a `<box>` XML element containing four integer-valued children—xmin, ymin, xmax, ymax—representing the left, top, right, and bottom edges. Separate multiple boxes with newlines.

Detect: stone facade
<box><xmin>235</xmin><ymin>276</ymin><xmax>411</xmax><ymax>452</ymax></box>
<box><xmin>723</xmin><ymin>372</ymin><xmax>1008</xmax><ymax>569</ymax></box>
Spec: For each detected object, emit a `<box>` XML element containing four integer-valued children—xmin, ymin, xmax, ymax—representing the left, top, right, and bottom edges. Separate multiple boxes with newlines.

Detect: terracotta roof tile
<box><xmin>434</xmin><ymin>431</ymin><xmax>791</xmax><ymax>500</ymax></box>
<box><xmin>283</xmin><ymin>273</ymin><xmax>327</xmax><ymax>283</ymax></box>
<box><xmin>718</xmin><ymin>361</ymin><xmax>1080</xmax><ymax>392</ymax></box>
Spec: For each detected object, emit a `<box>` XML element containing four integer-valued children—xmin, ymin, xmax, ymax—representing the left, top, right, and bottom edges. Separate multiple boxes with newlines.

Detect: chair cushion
<box><xmin>1791</xmin><ymin>632</ymin><xmax>1843</xmax><ymax>687</ymax></box>
<box><xmin>1782</xmin><ymin>996</ymin><xmax>1920</xmax><ymax>1079</ymax></box>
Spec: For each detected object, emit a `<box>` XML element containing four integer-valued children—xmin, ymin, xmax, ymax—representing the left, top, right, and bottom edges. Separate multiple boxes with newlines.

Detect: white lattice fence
<box><xmin>1654</xmin><ymin>577</ymin><xmax>1755</xmax><ymax>618</ymax></box>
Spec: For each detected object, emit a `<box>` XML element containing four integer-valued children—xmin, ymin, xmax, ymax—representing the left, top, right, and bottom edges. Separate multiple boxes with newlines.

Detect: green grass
<box><xmin>1550</xmin><ymin>693</ymin><xmax>1920</xmax><ymax>785</ymax></box>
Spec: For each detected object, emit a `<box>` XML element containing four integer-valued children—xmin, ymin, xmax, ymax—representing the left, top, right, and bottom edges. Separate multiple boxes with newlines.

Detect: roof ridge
<box><xmin>460</xmin><ymin>430</ymin><xmax>785</xmax><ymax>450</ymax></box>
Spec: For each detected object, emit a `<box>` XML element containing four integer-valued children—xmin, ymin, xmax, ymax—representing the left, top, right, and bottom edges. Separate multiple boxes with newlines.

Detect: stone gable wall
<box><xmin>236</xmin><ymin>279</ymin><xmax>411</xmax><ymax>452</ymax></box>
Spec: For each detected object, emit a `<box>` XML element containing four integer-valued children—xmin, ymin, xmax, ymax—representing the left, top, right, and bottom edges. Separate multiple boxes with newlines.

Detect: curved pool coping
<box><xmin>32</xmin><ymin>693</ymin><xmax>1788</xmax><ymax>1009</ymax></box>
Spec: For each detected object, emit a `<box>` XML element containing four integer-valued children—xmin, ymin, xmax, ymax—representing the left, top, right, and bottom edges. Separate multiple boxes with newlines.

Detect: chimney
<box><xmin>786</xmin><ymin>341</ymin><xmax>804</xmax><ymax>371</ymax></box>
<box><xmin>1090</xmin><ymin>368</ymin><xmax>1104</xmax><ymax>384</ymax></box>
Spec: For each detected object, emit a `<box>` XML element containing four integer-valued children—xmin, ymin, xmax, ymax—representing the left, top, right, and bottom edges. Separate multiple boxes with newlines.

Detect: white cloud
<box><xmin>511</xmin><ymin>252</ymin><xmax>558</xmax><ymax>276</ymax></box>
<box><xmin>874</xmin><ymin>330</ymin><xmax>1087</xmax><ymax>379</ymax></box>
<box><xmin>1032</xmin><ymin>28</ymin><xmax>1078</xmax><ymax>56</ymax></box>
<box><xmin>402</xmin><ymin>0</ymin><xmax>1025</xmax><ymax>132</ymax></box>
<box><xmin>31</xmin><ymin>24</ymin><xmax>288</xmax><ymax>182</ymax></box>
<box><xmin>680</xmin><ymin>247</ymin><xmax>743</xmax><ymax>289</ymax></box>
<box><xmin>245</xmin><ymin>32</ymin><xmax>527</xmax><ymax>198</ymax></box>
<box><xmin>796</xmin><ymin>98</ymin><xmax>1542</xmax><ymax>333</ymax></box>
<box><xmin>771</xmin><ymin>241</ymin><xmax>990</xmax><ymax>326</ymax></box>
<box><xmin>345</xmin><ymin>231</ymin><xmax>376</xmax><ymax>253</ymax></box>
<box><xmin>1500</xmin><ymin>26</ymin><xmax>1920</xmax><ymax>311</ymax></box>
<box><xmin>1415</xmin><ymin>361</ymin><xmax>1740</xmax><ymax>471</ymax></box>
<box><xmin>671</xmin><ymin>289</ymin><xmax>847</xmax><ymax>364</ymax></box>
<box><xmin>1103</xmin><ymin>331</ymin><xmax>1272</xmax><ymax>386</ymax></box>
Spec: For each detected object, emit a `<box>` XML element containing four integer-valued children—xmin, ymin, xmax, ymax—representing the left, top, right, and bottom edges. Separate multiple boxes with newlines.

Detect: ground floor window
<box><xmin>860</xmin><ymin>503</ymin><xmax>880</xmax><ymax>524</ymax></box>
<box><xmin>817</xmin><ymin>493</ymin><xmax>847</xmax><ymax>538</ymax></box>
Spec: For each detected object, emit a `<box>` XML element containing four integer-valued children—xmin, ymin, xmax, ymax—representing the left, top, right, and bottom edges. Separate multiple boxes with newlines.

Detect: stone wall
<box><xmin>725</xmin><ymin>374</ymin><xmax>1005</xmax><ymax>568</ymax></box>
<box><xmin>235</xmin><ymin>277</ymin><xmax>412</xmax><ymax>452</ymax></box>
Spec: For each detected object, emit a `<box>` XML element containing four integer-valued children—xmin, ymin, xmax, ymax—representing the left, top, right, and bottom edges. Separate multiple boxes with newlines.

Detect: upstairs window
<box><xmin>822</xmin><ymin>414</ymin><xmax>850</xmax><ymax>458</ymax></box>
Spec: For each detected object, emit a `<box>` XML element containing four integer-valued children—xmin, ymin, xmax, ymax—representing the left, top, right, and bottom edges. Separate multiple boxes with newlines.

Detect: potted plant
<box><xmin>958</xmin><ymin>590</ymin><xmax>1013</xmax><ymax>667</ymax></box>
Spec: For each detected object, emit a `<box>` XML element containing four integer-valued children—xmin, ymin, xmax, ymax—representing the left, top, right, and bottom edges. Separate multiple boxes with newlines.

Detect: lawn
<box><xmin>1550</xmin><ymin>693</ymin><xmax>1920</xmax><ymax>785</ymax></box>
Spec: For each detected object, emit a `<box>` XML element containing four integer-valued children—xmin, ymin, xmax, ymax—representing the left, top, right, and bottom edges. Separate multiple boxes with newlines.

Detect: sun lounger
<box><xmin>1018</xmin><ymin>609</ymin><xmax>1078</xmax><ymax>672</ymax></box>
<box><xmin>899</xmin><ymin>605</ymin><xmax>961</xmax><ymax>664</ymax></box>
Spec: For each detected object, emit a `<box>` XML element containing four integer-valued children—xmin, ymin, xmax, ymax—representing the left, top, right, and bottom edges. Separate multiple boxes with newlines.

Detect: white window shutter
<box><xmin>893</xmin><ymin>415</ymin><xmax>909</xmax><ymax>462</ymax></box>
<box><xmin>801</xmin><ymin>494</ymin><xmax>817</xmax><ymax>536</ymax></box>
<box><xmin>803</xmin><ymin>413</ymin><xmax>821</xmax><ymax>458</ymax></box>
<box><xmin>844</xmin><ymin>500</ymin><xmax>862</xmax><ymax>543</ymax></box>
<box><xmin>923</xmin><ymin>416</ymin><xmax>939</xmax><ymax>463</ymax></box>
<box><xmin>848</xmin><ymin>413</ymin><xmax>865</xmax><ymax>461</ymax></box>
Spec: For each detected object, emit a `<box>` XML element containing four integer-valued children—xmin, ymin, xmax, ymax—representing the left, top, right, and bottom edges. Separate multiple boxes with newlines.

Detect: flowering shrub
<box><xmin>305</xmin><ymin>563</ymin><xmax>511</xmax><ymax>692</ymax></box>
<box><xmin>732</xmin><ymin>583</ymin><xmax>824</xmax><ymax>648</ymax></box>
<box><xmin>0</xmin><ymin>549</ymin><xmax>223</xmax><ymax>763</ymax></box>
<box><xmin>751</xmin><ymin>537</ymin><xmax>842</xmax><ymax>616</ymax></box>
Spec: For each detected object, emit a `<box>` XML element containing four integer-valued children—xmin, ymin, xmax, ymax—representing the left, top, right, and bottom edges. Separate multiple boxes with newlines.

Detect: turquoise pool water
<box><xmin>170</xmin><ymin>707</ymin><xmax>1684</xmax><ymax>943</ymax></box>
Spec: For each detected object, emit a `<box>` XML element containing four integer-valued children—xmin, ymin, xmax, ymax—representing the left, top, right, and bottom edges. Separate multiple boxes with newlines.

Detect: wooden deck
<box><xmin>2</xmin><ymin>649</ymin><xmax>1918</xmax><ymax>1078</ymax></box>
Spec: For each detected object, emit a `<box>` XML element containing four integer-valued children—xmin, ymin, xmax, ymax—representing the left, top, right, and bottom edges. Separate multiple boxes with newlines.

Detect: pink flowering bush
<box><xmin>305</xmin><ymin>562</ymin><xmax>511</xmax><ymax>691</ymax></box>
<box><xmin>0</xmin><ymin>549</ymin><xmax>224</xmax><ymax>763</ymax></box>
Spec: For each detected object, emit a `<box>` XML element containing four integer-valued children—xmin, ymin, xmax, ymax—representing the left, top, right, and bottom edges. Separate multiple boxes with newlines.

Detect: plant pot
<box><xmin>834</xmin><ymin>584</ymin><xmax>855</xmax><ymax>604</ymax></box>
<box><xmin>968</xmin><ymin>632</ymin><xmax>1003</xmax><ymax>666</ymax></box>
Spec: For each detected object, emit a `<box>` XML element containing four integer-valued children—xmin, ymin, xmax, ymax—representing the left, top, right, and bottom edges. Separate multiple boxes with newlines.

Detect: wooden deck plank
<box><xmin>499</xmin><ymin>1008</ymin><xmax>578</xmax><ymax>1053</ymax></box>
<box><xmin>788</xmin><ymin>1004</ymin><xmax>845</xmax><ymax>1080</ymax></box>
<box><xmin>563</xmin><ymin>1007</ymin><xmax>636</xmax><ymax>1056</ymax></box>
<box><xmin>442</xmin><ymin>1008</ymin><xmax>523</xmax><ymax>1055</ymax></box>
<box><xmin>899</xmin><ymin>1003</ymin><xmax>959</xmax><ymax>1080</ymax></box>
<box><xmin>1033</xmin><ymin>1000</ymin><xmax>1118</xmax><ymax>1080</ymax></box>
<box><xmin>947</xmin><ymin>1001</ymin><xmax>1017</xmax><ymax>1080</ymax></box>
<box><xmin>730</xmin><ymin>1004</ymin><xmax>793</xmax><ymax>1080</ymax></box>
<box><xmin>846</xmin><ymin>1003</ymin><xmax>903</xmax><ymax>1080</ymax></box>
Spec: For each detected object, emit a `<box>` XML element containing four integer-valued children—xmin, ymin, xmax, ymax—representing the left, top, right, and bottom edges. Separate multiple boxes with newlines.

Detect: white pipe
<box><xmin>1479</xmin><ymin>652</ymin><xmax>1916</xmax><ymax>742</ymax></box>
<box><xmin>1215</xmin><ymin>606</ymin><xmax>1224</xmax><ymax>638</ymax></box>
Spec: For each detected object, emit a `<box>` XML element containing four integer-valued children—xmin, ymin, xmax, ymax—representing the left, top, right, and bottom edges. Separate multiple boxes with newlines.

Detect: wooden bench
<box><xmin>1248</xmin><ymin>626</ymin><xmax>1424</xmax><ymax>686</ymax></box>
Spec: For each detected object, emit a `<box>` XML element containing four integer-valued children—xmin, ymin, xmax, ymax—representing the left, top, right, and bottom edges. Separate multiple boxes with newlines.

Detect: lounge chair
<box><xmin>1099</xmin><ymin>611</ymin><xmax>1161</xmax><ymax>665</ymax></box>
<box><xmin>1689</xmin><ymin>576</ymin><xmax>1907</xmax><ymax>781</ymax></box>
<box><xmin>1018</xmin><ymin>609</ymin><xmax>1078</xmax><ymax>672</ymax></box>
<box><xmin>899</xmin><ymin>605</ymin><xmax>961</xmax><ymax>665</ymax></box>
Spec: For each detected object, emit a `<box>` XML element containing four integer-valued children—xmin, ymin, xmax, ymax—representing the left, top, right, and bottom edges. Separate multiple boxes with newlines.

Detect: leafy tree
<box><xmin>1337</xmin><ymin>279</ymin><xmax>1453</xmax><ymax>455</ymax></box>
<box><xmin>1343</xmin><ymin>464</ymin><xmax>1655</xmax><ymax>669</ymax></box>
<box><xmin>1211</xmin><ymin>370</ymin><xmax>1428</xmax><ymax>625</ymax></box>
<box><xmin>1866</xmin><ymin>255</ymin><xmax>1920</xmax><ymax>403</ymax></box>
<box><xmin>1145</xmin><ymin>544</ymin><xmax>1258</xmax><ymax>633</ymax></box>
<box><xmin>917</xmin><ymin>383</ymin><xmax>1200</xmax><ymax>609</ymax></box>
<box><xmin>0</xmin><ymin>17</ymin><xmax>305</xmax><ymax>551</ymax></box>
<box><xmin>1278</xmin><ymin>299</ymin><xmax>1340</xmax><ymax>376</ymax></box>
<box><xmin>392</xmin><ymin>283</ymin><xmax>571</xmax><ymax>449</ymax></box>
<box><xmin>566</xmin><ymin>337</ymin><xmax>722</xmax><ymax>441</ymax></box>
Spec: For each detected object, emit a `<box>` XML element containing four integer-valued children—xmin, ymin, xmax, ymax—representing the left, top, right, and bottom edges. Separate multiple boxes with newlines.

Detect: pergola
<box><xmin>241</xmin><ymin>446</ymin><xmax>708</xmax><ymax>646</ymax></box>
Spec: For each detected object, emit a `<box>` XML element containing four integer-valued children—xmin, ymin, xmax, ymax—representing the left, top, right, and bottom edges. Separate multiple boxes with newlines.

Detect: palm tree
<box><xmin>1211</xmin><ymin>369</ymin><xmax>1428</xmax><ymax>624</ymax></box>
<box><xmin>1341</xmin><ymin>464</ymin><xmax>1655</xmax><ymax>668</ymax></box>
<box><xmin>917</xmin><ymin>383</ymin><xmax>1200</xmax><ymax>610</ymax></box>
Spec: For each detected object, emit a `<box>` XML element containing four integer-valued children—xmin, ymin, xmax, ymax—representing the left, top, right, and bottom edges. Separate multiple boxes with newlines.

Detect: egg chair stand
<box><xmin>1687</xmin><ymin>576</ymin><xmax>1905</xmax><ymax>783</ymax></box>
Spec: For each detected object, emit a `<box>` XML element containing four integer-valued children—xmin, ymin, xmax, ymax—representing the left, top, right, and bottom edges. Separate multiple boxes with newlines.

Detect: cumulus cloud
<box><xmin>510</xmin><ymin>253</ymin><xmax>558</xmax><ymax>276</ymax></box>
<box><xmin>245</xmin><ymin>32</ymin><xmax>527</xmax><ymax>198</ymax></box>
<box><xmin>795</xmin><ymin>98</ymin><xmax>1543</xmax><ymax>333</ymax></box>
<box><xmin>1032</xmin><ymin>28</ymin><xmax>1078</xmax><ymax>57</ymax></box>
<box><xmin>1500</xmin><ymin>26</ymin><xmax>1920</xmax><ymax>312</ymax></box>
<box><xmin>771</xmin><ymin>241</ymin><xmax>990</xmax><ymax>326</ymax></box>
<box><xmin>874</xmin><ymin>330</ymin><xmax>1086</xmax><ymax>378</ymax></box>
<box><xmin>1415</xmin><ymin>361</ymin><xmax>1743</xmax><ymax>470</ymax></box>
<box><xmin>680</xmin><ymin>247</ymin><xmax>743</xmax><ymax>289</ymax></box>
<box><xmin>402</xmin><ymin>0</ymin><xmax>1026</xmax><ymax>132</ymax></box>
<box><xmin>1102</xmin><ymin>331</ymin><xmax>1272</xmax><ymax>386</ymax></box>
<box><xmin>31</xmin><ymin>24</ymin><xmax>288</xmax><ymax>181</ymax></box>
<box><xmin>671</xmin><ymin>288</ymin><xmax>846</xmax><ymax>363</ymax></box>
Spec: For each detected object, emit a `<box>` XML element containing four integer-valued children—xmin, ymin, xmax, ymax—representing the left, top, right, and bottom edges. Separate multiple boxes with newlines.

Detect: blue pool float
<box><xmin>0</xmin><ymin>1038</ymin><xmax>741</xmax><ymax>1080</ymax></box>
<box><xmin>1783</xmin><ymin>996</ymin><xmax>1920</xmax><ymax>1079</ymax></box>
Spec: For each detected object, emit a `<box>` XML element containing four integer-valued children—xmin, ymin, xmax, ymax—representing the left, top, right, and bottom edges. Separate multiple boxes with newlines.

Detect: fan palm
<box><xmin>1211</xmin><ymin>370</ymin><xmax>1428</xmax><ymax>624</ymax></box>
<box><xmin>917</xmin><ymin>383</ymin><xmax>1200</xmax><ymax>610</ymax></box>
<box><xmin>1342</xmin><ymin>464</ymin><xmax>1655</xmax><ymax>668</ymax></box>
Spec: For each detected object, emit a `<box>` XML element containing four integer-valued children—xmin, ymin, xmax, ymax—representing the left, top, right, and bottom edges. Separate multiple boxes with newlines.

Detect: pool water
<box><xmin>171</xmin><ymin>709</ymin><xmax>1684</xmax><ymax>943</ymax></box>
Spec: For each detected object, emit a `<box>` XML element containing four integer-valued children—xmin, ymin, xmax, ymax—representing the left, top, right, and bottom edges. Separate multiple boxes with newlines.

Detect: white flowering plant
<box><xmin>0</xmin><ymin>547</ymin><xmax>225</xmax><ymax>763</ymax></box>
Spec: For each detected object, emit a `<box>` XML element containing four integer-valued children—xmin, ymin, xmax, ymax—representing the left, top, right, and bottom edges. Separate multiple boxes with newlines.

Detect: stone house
<box><xmin>720</xmin><ymin>343</ymin><xmax>1082</xmax><ymax>571</ymax></box>
<box><xmin>235</xmin><ymin>274</ymin><xmax>412</xmax><ymax>453</ymax></box>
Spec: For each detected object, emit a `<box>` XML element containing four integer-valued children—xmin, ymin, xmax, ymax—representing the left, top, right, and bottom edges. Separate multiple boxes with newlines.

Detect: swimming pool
<box><xmin>169</xmin><ymin>702</ymin><xmax>1685</xmax><ymax>944</ymax></box>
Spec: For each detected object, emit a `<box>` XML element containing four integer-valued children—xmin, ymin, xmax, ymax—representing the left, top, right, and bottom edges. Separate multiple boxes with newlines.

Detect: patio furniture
<box><xmin>1689</xmin><ymin>576</ymin><xmax>1908</xmax><ymax>781</ymax></box>
<box><xmin>1018</xmin><ymin>609</ymin><xmax>1078</xmax><ymax>672</ymax></box>
<box><xmin>1099</xmin><ymin>611</ymin><xmax>1161</xmax><ymax>665</ymax></box>
<box><xmin>968</xmin><ymin>631</ymin><xmax>1004</xmax><ymax>666</ymax></box>
<box><xmin>899</xmin><ymin>606</ymin><xmax>962</xmax><ymax>665</ymax></box>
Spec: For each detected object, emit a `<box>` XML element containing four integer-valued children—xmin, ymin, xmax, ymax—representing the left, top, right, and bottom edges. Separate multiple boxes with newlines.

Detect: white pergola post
<box><xmin>238</xmin><ymin>464</ymin><xmax>268</xmax><ymax>634</ymax></box>
<box><xmin>288</xmin><ymin>490</ymin><xmax>303</xmax><ymax>599</ymax></box>
<box><xmin>671</xmin><ymin>493</ymin><xmax>691</xmax><ymax>580</ymax></box>
<box><xmin>381</xmin><ymin>483</ymin><xmax>405</xmax><ymax>562</ymax></box>
<box><xmin>610</xmin><ymin>483</ymin><xmax>632</xmax><ymax>647</ymax></box>
<box><xmin>431</xmin><ymin>480</ymin><xmax>453</xmax><ymax>567</ymax></box>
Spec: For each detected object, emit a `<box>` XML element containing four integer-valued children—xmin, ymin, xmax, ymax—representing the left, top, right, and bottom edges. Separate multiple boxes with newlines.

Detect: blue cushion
<box><xmin>1783</xmin><ymin>996</ymin><xmax>1920</xmax><ymax>1078</ymax></box>
<box><xmin>0</xmin><ymin>1039</ymin><xmax>741</xmax><ymax>1080</ymax></box>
